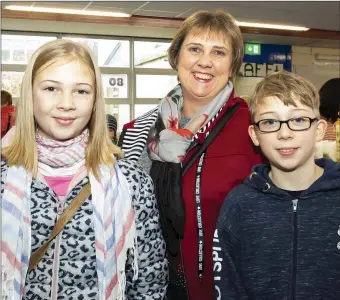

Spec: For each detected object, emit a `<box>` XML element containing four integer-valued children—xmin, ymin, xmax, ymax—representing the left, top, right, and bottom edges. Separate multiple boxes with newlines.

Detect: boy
<box><xmin>213</xmin><ymin>71</ymin><xmax>340</xmax><ymax>300</ymax></box>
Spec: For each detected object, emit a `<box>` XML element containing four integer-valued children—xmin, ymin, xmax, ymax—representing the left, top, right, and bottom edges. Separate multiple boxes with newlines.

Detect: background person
<box><xmin>1</xmin><ymin>39</ymin><xmax>167</xmax><ymax>300</ymax></box>
<box><xmin>119</xmin><ymin>10</ymin><xmax>263</xmax><ymax>300</ymax></box>
<box><xmin>315</xmin><ymin>78</ymin><xmax>340</xmax><ymax>160</ymax></box>
<box><xmin>1</xmin><ymin>90</ymin><xmax>16</xmax><ymax>138</ymax></box>
<box><xmin>106</xmin><ymin>113</ymin><xmax>118</xmax><ymax>144</ymax></box>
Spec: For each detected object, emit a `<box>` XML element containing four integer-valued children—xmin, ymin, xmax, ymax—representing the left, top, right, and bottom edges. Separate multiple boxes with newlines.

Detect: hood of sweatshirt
<box><xmin>244</xmin><ymin>158</ymin><xmax>340</xmax><ymax>198</ymax></box>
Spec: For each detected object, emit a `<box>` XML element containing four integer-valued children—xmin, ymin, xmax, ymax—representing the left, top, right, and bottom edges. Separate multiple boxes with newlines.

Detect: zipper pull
<box><xmin>57</xmin><ymin>201</ymin><xmax>64</xmax><ymax>215</ymax></box>
<box><xmin>292</xmin><ymin>199</ymin><xmax>298</xmax><ymax>212</ymax></box>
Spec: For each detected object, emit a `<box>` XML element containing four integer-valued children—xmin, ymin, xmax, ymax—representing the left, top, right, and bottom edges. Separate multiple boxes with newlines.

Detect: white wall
<box><xmin>292</xmin><ymin>46</ymin><xmax>339</xmax><ymax>90</ymax></box>
<box><xmin>234</xmin><ymin>46</ymin><xmax>339</xmax><ymax>99</ymax></box>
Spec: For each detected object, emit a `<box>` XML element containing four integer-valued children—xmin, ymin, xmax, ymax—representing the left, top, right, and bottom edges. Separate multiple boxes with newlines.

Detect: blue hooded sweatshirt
<box><xmin>214</xmin><ymin>158</ymin><xmax>340</xmax><ymax>300</ymax></box>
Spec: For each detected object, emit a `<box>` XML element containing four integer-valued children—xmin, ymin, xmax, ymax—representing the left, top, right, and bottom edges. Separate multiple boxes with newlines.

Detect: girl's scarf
<box><xmin>2</xmin><ymin>128</ymin><xmax>137</xmax><ymax>299</ymax></box>
<box><xmin>148</xmin><ymin>82</ymin><xmax>233</xmax><ymax>163</ymax></box>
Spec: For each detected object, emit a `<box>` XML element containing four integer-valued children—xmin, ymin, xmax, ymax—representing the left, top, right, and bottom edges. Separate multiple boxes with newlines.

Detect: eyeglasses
<box><xmin>254</xmin><ymin>117</ymin><xmax>319</xmax><ymax>133</ymax></box>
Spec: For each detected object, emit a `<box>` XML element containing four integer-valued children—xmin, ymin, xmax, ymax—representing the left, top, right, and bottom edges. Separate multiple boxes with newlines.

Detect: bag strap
<box><xmin>182</xmin><ymin>102</ymin><xmax>240</xmax><ymax>176</ymax></box>
<box><xmin>28</xmin><ymin>182</ymin><xmax>91</xmax><ymax>272</ymax></box>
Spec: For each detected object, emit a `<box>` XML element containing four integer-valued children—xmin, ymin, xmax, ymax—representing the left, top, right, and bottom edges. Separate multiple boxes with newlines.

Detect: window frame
<box><xmin>1</xmin><ymin>31</ymin><xmax>177</xmax><ymax>124</ymax></box>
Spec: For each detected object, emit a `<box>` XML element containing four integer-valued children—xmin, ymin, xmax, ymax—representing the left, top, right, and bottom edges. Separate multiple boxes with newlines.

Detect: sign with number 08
<box><xmin>103</xmin><ymin>74</ymin><xmax>127</xmax><ymax>98</ymax></box>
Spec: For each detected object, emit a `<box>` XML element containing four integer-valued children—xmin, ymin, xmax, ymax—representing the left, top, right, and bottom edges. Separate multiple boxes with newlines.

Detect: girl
<box><xmin>1</xmin><ymin>39</ymin><xmax>167</xmax><ymax>300</ymax></box>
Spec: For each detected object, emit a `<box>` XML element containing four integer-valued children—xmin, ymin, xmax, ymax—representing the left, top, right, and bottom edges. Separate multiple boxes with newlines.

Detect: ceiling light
<box><xmin>236</xmin><ymin>21</ymin><xmax>309</xmax><ymax>31</ymax></box>
<box><xmin>4</xmin><ymin>5</ymin><xmax>131</xmax><ymax>18</ymax></box>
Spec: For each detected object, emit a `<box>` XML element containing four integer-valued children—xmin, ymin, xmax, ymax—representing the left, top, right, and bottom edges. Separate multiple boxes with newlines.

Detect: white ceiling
<box><xmin>9</xmin><ymin>1</ymin><xmax>339</xmax><ymax>30</ymax></box>
<box><xmin>4</xmin><ymin>1</ymin><xmax>340</xmax><ymax>48</ymax></box>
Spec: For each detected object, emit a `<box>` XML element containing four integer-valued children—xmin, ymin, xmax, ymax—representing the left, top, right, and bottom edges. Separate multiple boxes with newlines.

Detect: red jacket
<box><xmin>119</xmin><ymin>91</ymin><xmax>264</xmax><ymax>299</ymax></box>
<box><xmin>181</xmin><ymin>94</ymin><xmax>263</xmax><ymax>299</ymax></box>
<box><xmin>1</xmin><ymin>105</ymin><xmax>15</xmax><ymax>138</ymax></box>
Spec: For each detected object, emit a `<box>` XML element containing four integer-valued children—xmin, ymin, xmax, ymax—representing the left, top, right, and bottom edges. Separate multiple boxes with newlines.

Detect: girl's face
<box><xmin>33</xmin><ymin>59</ymin><xmax>95</xmax><ymax>141</ymax></box>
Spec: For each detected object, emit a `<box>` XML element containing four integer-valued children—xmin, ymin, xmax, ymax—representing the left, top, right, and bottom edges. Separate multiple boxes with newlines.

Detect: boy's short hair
<box><xmin>248</xmin><ymin>70</ymin><xmax>320</xmax><ymax>121</ymax></box>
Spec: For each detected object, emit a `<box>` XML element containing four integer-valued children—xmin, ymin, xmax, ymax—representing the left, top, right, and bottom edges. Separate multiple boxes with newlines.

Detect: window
<box><xmin>2</xmin><ymin>32</ymin><xmax>178</xmax><ymax>122</ymax></box>
<box><xmin>136</xmin><ymin>74</ymin><xmax>178</xmax><ymax>98</ymax></box>
<box><xmin>1</xmin><ymin>72</ymin><xmax>24</xmax><ymax>98</ymax></box>
<box><xmin>63</xmin><ymin>37</ymin><xmax>130</xmax><ymax>67</ymax></box>
<box><xmin>2</xmin><ymin>35</ymin><xmax>56</xmax><ymax>64</ymax></box>
<box><xmin>102</xmin><ymin>74</ymin><xmax>128</xmax><ymax>98</ymax></box>
<box><xmin>105</xmin><ymin>104</ymin><xmax>130</xmax><ymax>133</ymax></box>
<box><xmin>134</xmin><ymin>41</ymin><xmax>171</xmax><ymax>69</ymax></box>
<box><xmin>135</xmin><ymin>104</ymin><xmax>158</xmax><ymax>118</ymax></box>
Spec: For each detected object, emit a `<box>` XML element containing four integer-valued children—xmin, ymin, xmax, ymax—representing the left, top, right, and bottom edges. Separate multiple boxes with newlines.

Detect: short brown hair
<box><xmin>248</xmin><ymin>71</ymin><xmax>320</xmax><ymax>120</ymax></box>
<box><xmin>1</xmin><ymin>90</ymin><xmax>12</xmax><ymax>106</ymax></box>
<box><xmin>168</xmin><ymin>10</ymin><xmax>244</xmax><ymax>82</ymax></box>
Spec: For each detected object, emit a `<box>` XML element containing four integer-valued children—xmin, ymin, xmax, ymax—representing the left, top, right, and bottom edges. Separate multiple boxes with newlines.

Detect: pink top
<box><xmin>44</xmin><ymin>176</ymin><xmax>73</xmax><ymax>198</ymax></box>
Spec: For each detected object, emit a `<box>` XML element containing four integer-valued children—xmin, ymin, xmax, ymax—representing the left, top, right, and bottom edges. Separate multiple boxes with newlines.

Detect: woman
<box><xmin>119</xmin><ymin>10</ymin><xmax>263</xmax><ymax>300</ymax></box>
<box><xmin>1</xmin><ymin>39</ymin><xmax>167</xmax><ymax>299</ymax></box>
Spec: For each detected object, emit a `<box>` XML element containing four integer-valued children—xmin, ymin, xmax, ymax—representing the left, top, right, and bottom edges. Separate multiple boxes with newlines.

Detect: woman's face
<box><xmin>33</xmin><ymin>59</ymin><xmax>95</xmax><ymax>141</ymax></box>
<box><xmin>177</xmin><ymin>30</ymin><xmax>233</xmax><ymax>104</ymax></box>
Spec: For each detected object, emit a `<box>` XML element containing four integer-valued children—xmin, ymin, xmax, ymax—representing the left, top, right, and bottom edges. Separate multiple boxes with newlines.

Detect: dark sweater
<box><xmin>214</xmin><ymin>158</ymin><xmax>340</xmax><ymax>300</ymax></box>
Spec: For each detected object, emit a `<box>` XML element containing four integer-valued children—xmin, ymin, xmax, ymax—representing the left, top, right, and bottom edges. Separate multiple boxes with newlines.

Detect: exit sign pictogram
<box><xmin>245</xmin><ymin>43</ymin><xmax>261</xmax><ymax>55</ymax></box>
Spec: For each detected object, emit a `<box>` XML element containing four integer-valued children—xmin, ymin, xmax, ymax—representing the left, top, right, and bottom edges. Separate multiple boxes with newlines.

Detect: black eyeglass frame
<box><xmin>254</xmin><ymin>117</ymin><xmax>319</xmax><ymax>133</ymax></box>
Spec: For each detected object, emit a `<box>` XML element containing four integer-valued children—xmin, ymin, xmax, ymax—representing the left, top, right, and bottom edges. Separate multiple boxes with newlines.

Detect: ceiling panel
<box><xmin>252</xmin><ymin>1</ymin><xmax>340</xmax><ymax>14</ymax></box>
<box><xmin>141</xmin><ymin>2</ymin><xmax>195</xmax><ymax>12</ymax></box>
<box><xmin>3</xmin><ymin>1</ymin><xmax>339</xmax><ymax>31</ymax></box>
<box><xmin>92</xmin><ymin>1</ymin><xmax>147</xmax><ymax>10</ymax></box>
<box><xmin>1</xmin><ymin>1</ymin><xmax>339</xmax><ymax>47</ymax></box>
<box><xmin>88</xmin><ymin>5</ymin><xmax>132</xmax><ymax>14</ymax></box>
<box><xmin>134</xmin><ymin>9</ymin><xmax>182</xmax><ymax>18</ymax></box>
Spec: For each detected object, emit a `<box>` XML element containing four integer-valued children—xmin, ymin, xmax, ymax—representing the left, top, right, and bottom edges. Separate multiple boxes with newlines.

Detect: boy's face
<box><xmin>248</xmin><ymin>96</ymin><xmax>327</xmax><ymax>172</ymax></box>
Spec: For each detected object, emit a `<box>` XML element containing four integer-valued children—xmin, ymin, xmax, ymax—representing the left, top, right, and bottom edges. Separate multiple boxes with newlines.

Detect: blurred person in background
<box><xmin>119</xmin><ymin>10</ymin><xmax>263</xmax><ymax>300</ymax></box>
<box><xmin>315</xmin><ymin>78</ymin><xmax>340</xmax><ymax>160</ymax></box>
<box><xmin>106</xmin><ymin>113</ymin><xmax>118</xmax><ymax>144</ymax></box>
<box><xmin>1</xmin><ymin>90</ymin><xmax>16</xmax><ymax>138</ymax></box>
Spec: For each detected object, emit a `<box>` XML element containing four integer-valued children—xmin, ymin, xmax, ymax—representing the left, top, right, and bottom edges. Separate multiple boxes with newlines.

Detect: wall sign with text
<box><xmin>101</xmin><ymin>74</ymin><xmax>128</xmax><ymax>98</ymax></box>
<box><xmin>240</xmin><ymin>44</ymin><xmax>292</xmax><ymax>77</ymax></box>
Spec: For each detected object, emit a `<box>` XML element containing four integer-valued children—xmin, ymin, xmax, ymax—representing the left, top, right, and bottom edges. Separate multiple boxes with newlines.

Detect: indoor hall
<box><xmin>1</xmin><ymin>1</ymin><xmax>339</xmax><ymax>134</ymax></box>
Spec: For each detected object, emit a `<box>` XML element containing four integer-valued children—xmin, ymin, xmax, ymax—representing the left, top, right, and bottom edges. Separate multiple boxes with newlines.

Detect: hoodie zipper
<box><xmin>291</xmin><ymin>199</ymin><xmax>298</xmax><ymax>300</ymax></box>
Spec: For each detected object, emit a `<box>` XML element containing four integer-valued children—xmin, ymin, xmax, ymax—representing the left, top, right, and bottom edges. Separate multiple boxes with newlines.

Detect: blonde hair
<box><xmin>168</xmin><ymin>10</ymin><xmax>244</xmax><ymax>83</ymax></box>
<box><xmin>2</xmin><ymin>39</ymin><xmax>122</xmax><ymax>179</ymax></box>
<box><xmin>248</xmin><ymin>70</ymin><xmax>320</xmax><ymax>121</ymax></box>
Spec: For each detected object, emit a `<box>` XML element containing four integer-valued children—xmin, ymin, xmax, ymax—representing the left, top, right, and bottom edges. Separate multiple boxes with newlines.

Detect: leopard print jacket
<box><xmin>1</xmin><ymin>159</ymin><xmax>168</xmax><ymax>299</ymax></box>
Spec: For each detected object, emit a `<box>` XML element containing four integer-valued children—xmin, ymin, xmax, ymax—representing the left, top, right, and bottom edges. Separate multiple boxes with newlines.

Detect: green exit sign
<box><xmin>245</xmin><ymin>43</ymin><xmax>261</xmax><ymax>55</ymax></box>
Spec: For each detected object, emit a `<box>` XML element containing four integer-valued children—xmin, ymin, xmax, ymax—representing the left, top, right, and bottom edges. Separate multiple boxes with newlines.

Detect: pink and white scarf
<box><xmin>2</xmin><ymin>128</ymin><xmax>137</xmax><ymax>299</ymax></box>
